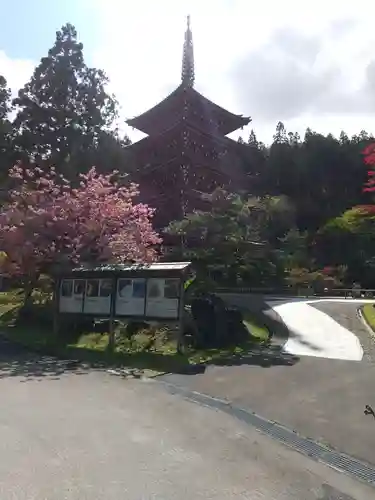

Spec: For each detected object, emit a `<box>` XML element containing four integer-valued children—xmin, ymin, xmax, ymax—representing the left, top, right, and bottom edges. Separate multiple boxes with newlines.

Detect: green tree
<box><xmin>244</xmin><ymin>129</ymin><xmax>267</xmax><ymax>194</ymax></box>
<box><xmin>0</xmin><ymin>75</ymin><xmax>13</xmax><ymax>191</ymax></box>
<box><xmin>166</xmin><ymin>189</ymin><xmax>289</xmax><ymax>286</ymax></box>
<box><xmin>166</xmin><ymin>189</ymin><xmax>264</xmax><ymax>282</ymax></box>
<box><xmin>315</xmin><ymin>207</ymin><xmax>375</xmax><ymax>286</ymax></box>
<box><xmin>0</xmin><ymin>75</ymin><xmax>11</xmax><ymax>122</ymax></box>
<box><xmin>12</xmin><ymin>23</ymin><xmax>120</xmax><ymax>178</ymax></box>
<box><xmin>279</xmin><ymin>228</ymin><xmax>310</xmax><ymax>270</ymax></box>
<box><xmin>264</xmin><ymin>122</ymin><xmax>300</xmax><ymax>197</ymax></box>
<box><xmin>295</xmin><ymin>131</ymin><xmax>367</xmax><ymax>230</ymax></box>
<box><xmin>273</xmin><ymin>121</ymin><xmax>288</xmax><ymax>144</ymax></box>
<box><xmin>69</xmin><ymin>129</ymin><xmax>132</xmax><ymax>176</ymax></box>
<box><xmin>256</xmin><ymin>195</ymin><xmax>295</xmax><ymax>245</ymax></box>
<box><xmin>262</xmin><ymin>126</ymin><xmax>372</xmax><ymax>233</ymax></box>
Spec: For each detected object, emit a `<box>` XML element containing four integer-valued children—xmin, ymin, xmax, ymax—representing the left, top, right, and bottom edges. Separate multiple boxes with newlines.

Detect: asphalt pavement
<box><xmin>311</xmin><ymin>301</ymin><xmax>375</xmax><ymax>362</ymax></box>
<box><xmin>0</xmin><ymin>339</ymin><xmax>374</xmax><ymax>499</ymax></box>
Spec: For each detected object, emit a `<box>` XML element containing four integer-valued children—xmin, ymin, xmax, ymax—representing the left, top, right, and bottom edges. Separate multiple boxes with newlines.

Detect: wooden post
<box><xmin>108</xmin><ymin>317</ymin><xmax>115</xmax><ymax>352</ymax></box>
<box><xmin>53</xmin><ymin>278</ymin><xmax>60</xmax><ymax>338</ymax></box>
<box><xmin>177</xmin><ymin>278</ymin><xmax>185</xmax><ymax>354</ymax></box>
<box><xmin>108</xmin><ymin>277</ymin><xmax>116</xmax><ymax>353</ymax></box>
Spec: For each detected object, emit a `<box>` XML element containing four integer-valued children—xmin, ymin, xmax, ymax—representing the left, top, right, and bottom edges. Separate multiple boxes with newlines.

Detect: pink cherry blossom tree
<box><xmin>356</xmin><ymin>144</ymin><xmax>375</xmax><ymax>216</ymax></box>
<box><xmin>363</xmin><ymin>144</ymin><xmax>375</xmax><ymax>194</ymax></box>
<box><xmin>0</xmin><ymin>164</ymin><xmax>161</xmax><ymax>299</ymax></box>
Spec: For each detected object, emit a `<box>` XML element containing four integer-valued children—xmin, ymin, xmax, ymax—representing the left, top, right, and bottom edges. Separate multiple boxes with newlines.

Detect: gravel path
<box><xmin>311</xmin><ymin>302</ymin><xmax>375</xmax><ymax>363</ymax></box>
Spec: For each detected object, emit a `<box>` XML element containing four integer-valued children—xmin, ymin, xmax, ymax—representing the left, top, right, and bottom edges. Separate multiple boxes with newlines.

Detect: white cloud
<box><xmin>91</xmin><ymin>0</ymin><xmax>375</xmax><ymax>143</ymax></box>
<box><xmin>0</xmin><ymin>51</ymin><xmax>34</xmax><ymax>97</ymax></box>
<box><xmin>1</xmin><ymin>0</ymin><xmax>375</xmax><ymax>144</ymax></box>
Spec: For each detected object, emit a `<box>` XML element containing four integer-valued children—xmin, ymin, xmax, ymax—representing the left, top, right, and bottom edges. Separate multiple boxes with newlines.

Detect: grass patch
<box><xmin>362</xmin><ymin>304</ymin><xmax>375</xmax><ymax>332</ymax></box>
<box><xmin>0</xmin><ymin>290</ymin><xmax>23</xmax><ymax>306</ymax></box>
<box><xmin>0</xmin><ymin>307</ymin><xmax>188</xmax><ymax>373</ymax></box>
<box><xmin>0</xmin><ymin>292</ymin><xmax>270</xmax><ymax>374</ymax></box>
<box><xmin>242</xmin><ymin>311</ymin><xmax>269</xmax><ymax>342</ymax></box>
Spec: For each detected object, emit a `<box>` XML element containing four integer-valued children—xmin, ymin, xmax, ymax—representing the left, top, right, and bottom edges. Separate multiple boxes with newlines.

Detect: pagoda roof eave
<box><xmin>126</xmin><ymin>84</ymin><xmax>250</xmax><ymax>136</ymax></box>
<box><xmin>128</xmin><ymin>124</ymin><xmax>252</xmax><ymax>184</ymax></box>
<box><xmin>192</xmin><ymin>86</ymin><xmax>251</xmax><ymax>130</ymax></box>
<box><xmin>126</xmin><ymin>85</ymin><xmax>181</xmax><ymax>130</ymax></box>
<box><xmin>126</xmin><ymin>119</ymin><xmax>251</xmax><ymax>154</ymax></box>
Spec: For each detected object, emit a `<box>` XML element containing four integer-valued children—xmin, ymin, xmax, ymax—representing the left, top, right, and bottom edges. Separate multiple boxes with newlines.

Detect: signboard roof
<box><xmin>70</xmin><ymin>261</ymin><xmax>192</xmax><ymax>274</ymax></box>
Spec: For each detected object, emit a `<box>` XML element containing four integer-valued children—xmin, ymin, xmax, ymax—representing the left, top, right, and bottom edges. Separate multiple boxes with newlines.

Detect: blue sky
<box><xmin>0</xmin><ymin>0</ymin><xmax>99</xmax><ymax>61</ymax></box>
<box><xmin>0</xmin><ymin>0</ymin><xmax>375</xmax><ymax>144</ymax></box>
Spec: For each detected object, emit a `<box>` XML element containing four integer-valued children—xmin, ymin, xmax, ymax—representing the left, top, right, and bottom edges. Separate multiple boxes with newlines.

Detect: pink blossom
<box><xmin>0</xmin><ymin>164</ymin><xmax>161</xmax><ymax>278</ymax></box>
<box><xmin>362</xmin><ymin>144</ymin><xmax>375</xmax><ymax>202</ymax></box>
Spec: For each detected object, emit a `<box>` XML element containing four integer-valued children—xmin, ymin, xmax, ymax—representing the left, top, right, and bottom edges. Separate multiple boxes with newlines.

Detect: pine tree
<box><xmin>273</xmin><ymin>121</ymin><xmax>288</xmax><ymax>144</ymax></box>
<box><xmin>248</xmin><ymin>129</ymin><xmax>258</xmax><ymax>147</ymax></box>
<box><xmin>12</xmin><ymin>23</ymin><xmax>118</xmax><ymax>177</ymax></box>
<box><xmin>0</xmin><ymin>75</ymin><xmax>13</xmax><ymax>190</ymax></box>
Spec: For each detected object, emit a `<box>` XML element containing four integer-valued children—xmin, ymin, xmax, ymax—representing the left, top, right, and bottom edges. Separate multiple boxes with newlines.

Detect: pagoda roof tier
<box><xmin>127</xmin><ymin>119</ymin><xmax>251</xmax><ymax>163</ymax></box>
<box><xmin>132</xmin><ymin>163</ymin><xmax>250</xmax><ymax>200</ymax></box>
<box><xmin>128</xmin><ymin>130</ymin><xmax>251</xmax><ymax>191</ymax></box>
<box><xmin>132</xmin><ymin>153</ymin><xmax>249</xmax><ymax>186</ymax></box>
<box><xmin>126</xmin><ymin>84</ymin><xmax>251</xmax><ymax>137</ymax></box>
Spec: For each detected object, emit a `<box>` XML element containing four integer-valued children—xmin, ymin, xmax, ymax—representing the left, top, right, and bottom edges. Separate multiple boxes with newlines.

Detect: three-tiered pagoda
<box><xmin>127</xmin><ymin>16</ymin><xmax>252</xmax><ymax>229</ymax></box>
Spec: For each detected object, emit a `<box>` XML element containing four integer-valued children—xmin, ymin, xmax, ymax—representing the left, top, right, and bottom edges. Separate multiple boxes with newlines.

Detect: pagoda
<box><xmin>127</xmin><ymin>16</ymin><xmax>252</xmax><ymax>229</ymax></box>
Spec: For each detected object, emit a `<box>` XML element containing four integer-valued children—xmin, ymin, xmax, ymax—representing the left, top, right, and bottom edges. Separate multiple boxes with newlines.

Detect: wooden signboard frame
<box><xmin>53</xmin><ymin>262</ymin><xmax>192</xmax><ymax>347</ymax></box>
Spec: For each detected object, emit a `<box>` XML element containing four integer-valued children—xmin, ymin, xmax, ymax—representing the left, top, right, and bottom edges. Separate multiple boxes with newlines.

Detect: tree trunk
<box><xmin>23</xmin><ymin>275</ymin><xmax>39</xmax><ymax>307</ymax></box>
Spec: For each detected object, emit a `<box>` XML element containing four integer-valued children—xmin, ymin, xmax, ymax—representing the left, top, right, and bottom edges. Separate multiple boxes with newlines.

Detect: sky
<box><xmin>1</xmin><ymin>0</ymin><xmax>375</xmax><ymax>145</ymax></box>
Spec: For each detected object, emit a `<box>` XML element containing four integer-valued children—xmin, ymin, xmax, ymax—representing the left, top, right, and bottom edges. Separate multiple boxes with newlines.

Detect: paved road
<box><xmin>311</xmin><ymin>301</ymin><xmax>375</xmax><ymax>362</ymax></box>
<box><xmin>0</xmin><ymin>342</ymin><xmax>373</xmax><ymax>499</ymax></box>
<box><xmin>202</xmin><ymin>296</ymin><xmax>375</xmax><ymax>464</ymax></box>
<box><xmin>161</xmin><ymin>356</ymin><xmax>375</xmax><ymax>466</ymax></box>
<box><xmin>273</xmin><ymin>301</ymin><xmax>363</xmax><ymax>360</ymax></box>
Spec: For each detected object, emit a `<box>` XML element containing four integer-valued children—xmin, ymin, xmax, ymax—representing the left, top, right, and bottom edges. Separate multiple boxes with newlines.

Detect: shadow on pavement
<box><xmin>208</xmin><ymin>345</ymin><xmax>300</xmax><ymax>368</ymax></box>
<box><xmin>219</xmin><ymin>293</ymin><xmax>290</xmax><ymax>343</ymax></box>
<box><xmin>0</xmin><ymin>337</ymin><xmax>98</xmax><ymax>381</ymax></box>
<box><xmin>0</xmin><ymin>356</ymin><xmax>94</xmax><ymax>381</ymax></box>
<box><xmin>0</xmin><ymin>294</ymin><xmax>299</xmax><ymax>381</ymax></box>
<box><xmin>288</xmin><ymin>329</ymin><xmax>322</xmax><ymax>352</ymax></box>
<box><xmin>174</xmin><ymin>345</ymin><xmax>300</xmax><ymax>375</ymax></box>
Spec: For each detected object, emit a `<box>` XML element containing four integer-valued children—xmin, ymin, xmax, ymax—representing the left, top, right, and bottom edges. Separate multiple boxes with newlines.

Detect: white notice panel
<box><xmin>59</xmin><ymin>279</ymin><xmax>84</xmax><ymax>313</ymax></box>
<box><xmin>145</xmin><ymin>278</ymin><xmax>180</xmax><ymax>319</ymax></box>
<box><xmin>115</xmin><ymin>278</ymin><xmax>146</xmax><ymax>316</ymax></box>
<box><xmin>83</xmin><ymin>279</ymin><xmax>112</xmax><ymax>315</ymax></box>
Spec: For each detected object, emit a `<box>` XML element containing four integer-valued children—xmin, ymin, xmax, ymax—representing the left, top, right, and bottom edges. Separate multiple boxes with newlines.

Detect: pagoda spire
<box><xmin>181</xmin><ymin>15</ymin><xmax>195</xmax><ymax>88</ymax></box>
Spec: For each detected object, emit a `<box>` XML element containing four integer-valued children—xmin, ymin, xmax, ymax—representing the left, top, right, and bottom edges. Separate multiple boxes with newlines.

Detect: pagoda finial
<box><xmin>181</xmin><ymin>15</ymin><xmax>195</xmax><ymax>87</ymax></box>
